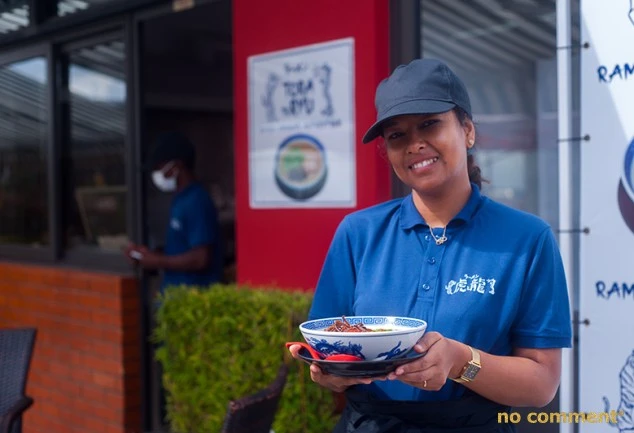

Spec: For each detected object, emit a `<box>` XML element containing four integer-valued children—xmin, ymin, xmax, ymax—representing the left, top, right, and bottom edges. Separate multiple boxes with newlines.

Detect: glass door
<box><xmin>135</xmin><ymin>2</ymin><xmax>234</xmax><ymax>430</ymax></box>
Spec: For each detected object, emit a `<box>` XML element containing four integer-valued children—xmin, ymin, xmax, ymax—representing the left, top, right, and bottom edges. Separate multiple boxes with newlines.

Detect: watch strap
<box><xmin>450</xmin><ymin>345</ymin><xmax>480</xmax><ymax>383</ymax></box>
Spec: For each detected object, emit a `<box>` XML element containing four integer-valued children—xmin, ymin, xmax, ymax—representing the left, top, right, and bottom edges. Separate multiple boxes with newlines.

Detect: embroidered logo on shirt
<box><xmin>445</xmin><ymin>274</ymin><xmax>496</xmax><ymax>295</ymax></box>
<box><xmin>170</xmin><ymin>218</ymin><xmax>182</xmax><ymax>231</ymax></box>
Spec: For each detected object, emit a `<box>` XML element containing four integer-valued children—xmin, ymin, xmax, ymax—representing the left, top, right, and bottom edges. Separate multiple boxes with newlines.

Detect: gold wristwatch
<box><xmin>451</xmin><ymin>345</ymin><xmax>481</xmax><ymax>383</ymax></box>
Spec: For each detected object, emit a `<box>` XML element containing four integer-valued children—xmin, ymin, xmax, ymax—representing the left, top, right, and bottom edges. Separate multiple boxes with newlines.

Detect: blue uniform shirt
<box><xmin>162</xmin><ymin>182</ymin><xmax>223</xmax><ymax>291</ymax></box>
<box><xmin>309</xmin><ymin>184</ymin><xmax>572</xmax><ymax>402</ymax></box>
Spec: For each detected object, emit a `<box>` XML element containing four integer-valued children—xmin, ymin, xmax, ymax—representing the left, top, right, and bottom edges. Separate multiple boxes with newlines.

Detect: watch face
<box><xmin>463</xmin><ymin>364</ymin><xmax>480</xmax><ymax>380</ymax></box>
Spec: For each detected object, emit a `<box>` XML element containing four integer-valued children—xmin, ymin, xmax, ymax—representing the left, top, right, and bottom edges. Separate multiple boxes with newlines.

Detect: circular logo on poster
<box><xmin>618</xmin><ymin>137</ymin><xmax>634</xmax><ymax>234</ymax></box>
<box><xmin>274</xmin><ymin>134</ymin><xmax>328</xmax><ymax>201</ymax></box>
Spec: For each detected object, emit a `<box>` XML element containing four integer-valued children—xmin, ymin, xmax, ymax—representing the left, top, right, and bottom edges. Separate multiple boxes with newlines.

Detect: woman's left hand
<box><xmin>386</xmin><ymin>331</ymin><xmax>469</xmax><ymax>391</ymax></box>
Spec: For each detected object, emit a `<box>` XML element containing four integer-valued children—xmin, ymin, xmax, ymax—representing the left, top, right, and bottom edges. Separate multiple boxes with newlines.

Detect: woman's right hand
<box><xmin>286</xmin><ymin>344</ymin><xmax>379</xmax><ymax>392</ymax></box>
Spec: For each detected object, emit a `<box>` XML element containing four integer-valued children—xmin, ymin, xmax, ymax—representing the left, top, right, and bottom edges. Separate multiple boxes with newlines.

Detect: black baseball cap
<box><xmin>362</xmin><ymin>58</ymin><xmax>472</xmax><ymax>143</ymax></box>
<box><xmin>144</xmin><ymin>131</ymin><xmax>196</xmax><ymax>170</ymax></box>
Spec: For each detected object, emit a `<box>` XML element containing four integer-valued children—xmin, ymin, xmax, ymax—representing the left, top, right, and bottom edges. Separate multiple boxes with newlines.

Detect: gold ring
<box><xmin>423</xmin><ymin>380</ymin><xmax>427</xmax><ymax>388</ymax></box>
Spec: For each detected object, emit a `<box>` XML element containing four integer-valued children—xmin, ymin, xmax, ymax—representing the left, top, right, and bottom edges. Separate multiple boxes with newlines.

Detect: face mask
<box><xmin>152</xmin><ymin>162</ymin><xmax>178</xmax><ymax>192</ymax></box>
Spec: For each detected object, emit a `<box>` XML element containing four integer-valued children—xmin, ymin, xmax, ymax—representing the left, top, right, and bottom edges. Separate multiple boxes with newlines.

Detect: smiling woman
<box><xmin>381</xmin><ymin>110</ymin><xmax>475</xmax><ymax>200</ymax></box>
<box><xmin>290</xmin><ymin>58</ymin><xmax>573</xmax><ymax>433</ymax></box>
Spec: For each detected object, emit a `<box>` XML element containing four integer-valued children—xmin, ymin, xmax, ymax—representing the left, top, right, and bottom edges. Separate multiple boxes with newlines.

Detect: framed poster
<box><xmin>248</xmin><ymin>38</ymin><xmax>356</xmax><ymax>208</ymax></box>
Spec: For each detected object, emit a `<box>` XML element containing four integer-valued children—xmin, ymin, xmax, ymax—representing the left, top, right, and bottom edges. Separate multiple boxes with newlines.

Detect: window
<box><xmin>0</xmin><ymin>56</ymin><xmax>48</xmax><ymax>247</ymax></box>
<box><xmin>0</xmin><ymin>0</ymin><xmax>29</xmax><ymax>34</ymax></box>
<box><xmin>420</xmin><ymin>0</ymin><xmax>561</xmax><ymax>226</ymax></box>
<box><xmin>62</xmin><ymin>38</ymin><xmax>127</xmax><ymax>254</ymax></box>
<box><xmin>57</xmin><ymin>0</ymin><xmax>123</xmax><ymax>17</ymax></box>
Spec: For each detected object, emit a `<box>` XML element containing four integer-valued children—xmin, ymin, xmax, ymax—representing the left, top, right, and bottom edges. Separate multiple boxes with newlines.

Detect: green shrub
<box><xmin>153</xmin><ymin>284</ymin><xmax>339</xmax><ymax>433</ymax></box>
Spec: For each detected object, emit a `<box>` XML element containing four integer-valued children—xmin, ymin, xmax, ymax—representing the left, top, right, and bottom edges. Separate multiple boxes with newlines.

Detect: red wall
<box><xmin>233</xmin><ymin>0</ymin><xmax>391</xmax><ymax>290</ymax></box>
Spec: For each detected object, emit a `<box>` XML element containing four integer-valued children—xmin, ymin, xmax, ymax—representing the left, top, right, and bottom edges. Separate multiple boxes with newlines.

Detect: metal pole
<box><xmin>557</xmin><ymin>1</ymin><xmax>576</xmax><ymax>432</ymax></box>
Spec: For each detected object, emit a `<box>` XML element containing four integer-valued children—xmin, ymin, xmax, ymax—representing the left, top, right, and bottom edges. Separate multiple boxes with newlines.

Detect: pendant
<box><xmin>435</xmin><ymin>236</ymin><xmax>447</xmax><ymax>245</ymax></box>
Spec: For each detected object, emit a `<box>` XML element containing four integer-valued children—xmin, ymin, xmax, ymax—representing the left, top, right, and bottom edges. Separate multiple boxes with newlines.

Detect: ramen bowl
<box><xmin>619</xmin><ymin>138</ymin><xmax>634</xmax><ymax>233</ymax></box>
<box><xmin>299</xmin><ymin>316</ymin><xmax>427</xmax><ymax>361</ymax></box>
<box><xmin>274</xmin><ymin>134</ymin><xmax>327</xmax><ymax>200</ymax></box>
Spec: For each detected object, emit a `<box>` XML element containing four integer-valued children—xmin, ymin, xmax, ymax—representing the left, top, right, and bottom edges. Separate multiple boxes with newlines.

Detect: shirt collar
<box><xmin>172</xmin><ymin>180</ymin><xmax>201</xmax><ymax>200</ymax></box>
<box><xmin>398</xmin><ymin>183</ymin><xmax>484</xmax><ymax>230</ymax></box>
<box><xmin>175</xmin><ymin>180</ymin><xmax>200</xmax><ymax>198</ymax></box>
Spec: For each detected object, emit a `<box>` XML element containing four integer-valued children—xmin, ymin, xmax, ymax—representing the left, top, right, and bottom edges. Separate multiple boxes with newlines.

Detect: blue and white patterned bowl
<box><xmin>299</xmin><ymin>316</ymin><xmax>427</xmax><ymax>361</ymax></box>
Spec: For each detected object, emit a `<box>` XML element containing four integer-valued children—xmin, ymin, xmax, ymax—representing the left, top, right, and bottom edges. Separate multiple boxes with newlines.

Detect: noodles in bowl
<box><xmin>324</xmin><ymin>316</ymin><xmax>393</xmax><ymax>332</ymax></box>
<box><xmin>299</xmin><ymin>316</ymin><xmax>427</xmax><ymax>361</ymax></box>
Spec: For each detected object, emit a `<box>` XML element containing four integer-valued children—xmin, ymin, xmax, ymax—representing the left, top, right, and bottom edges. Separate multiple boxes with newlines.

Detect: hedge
<box><xmin>152</xmin><ymin>284</ymin><xmax>339</xmax><ymax>433</ymax></box>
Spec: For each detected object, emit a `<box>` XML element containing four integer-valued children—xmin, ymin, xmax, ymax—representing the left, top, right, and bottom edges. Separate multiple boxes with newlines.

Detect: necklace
<box><xmin>429</xmin><ymin>225</ymin><xmax>448</xmax><ymax>245</ymax></box>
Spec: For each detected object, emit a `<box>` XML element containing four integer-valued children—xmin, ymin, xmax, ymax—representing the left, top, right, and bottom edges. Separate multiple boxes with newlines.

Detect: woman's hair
<box><xmin>454</xmin><ymin>107</ymin><xmax>484</xmax><ymax>189</ymax></box>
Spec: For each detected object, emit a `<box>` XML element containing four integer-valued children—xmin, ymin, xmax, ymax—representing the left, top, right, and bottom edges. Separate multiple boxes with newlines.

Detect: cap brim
<box><xmin>140</xmin><ymin>158</ymin><xmax>169</xmax><ymax>172</ymax></box>
<box><xmin>361</xmin><ymin>100</ymin><xmax>456</xmax><ymax>143</ymax></box>
<box><xmin>140</xmin><ymin>154</ymin><xmax>174</xmax><ymax>172</ymax></box>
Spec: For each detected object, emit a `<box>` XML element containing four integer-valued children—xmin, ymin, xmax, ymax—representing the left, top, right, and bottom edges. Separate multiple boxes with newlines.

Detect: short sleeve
<box><xmin>511</xmin><ymin>228</ymin><xmax>572</xmax><ymax>348</ymax></box>
<box><xmin>184</xmin><ymin>192</ymin><xmax>217</xmax><ymax>249</ymax></box>
<box><xmin>308</xmin><ymin>217</ymin><xmax>357</xmax><ymax>320</ymax></box>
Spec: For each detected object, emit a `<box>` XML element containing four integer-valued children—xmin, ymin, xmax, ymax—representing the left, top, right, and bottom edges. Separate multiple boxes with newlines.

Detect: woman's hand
<box><xmin>286</xmin><ymin>344</ymin><xmax>381</xmax><ymax>392</ymax></box>
<box><xmin>386</xmin><ymin>331</ymin><xmax>470</xmax><ymax>391</ymax></box>
<box><xmin>387</xmin><ymin>334</ymin><xmax>563</xmax><ymax>406</ymax></box>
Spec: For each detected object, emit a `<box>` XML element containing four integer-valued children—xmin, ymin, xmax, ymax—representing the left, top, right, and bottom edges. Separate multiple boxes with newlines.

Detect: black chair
<box><xmin>220</xmin><ymin>363</ymin><xmax>289</xmax><ymax>433</ymax></box>
<box><xmin>0</xmin><ymin>328</ymin><xmax>37</xmax><ymax>433</ymax></box>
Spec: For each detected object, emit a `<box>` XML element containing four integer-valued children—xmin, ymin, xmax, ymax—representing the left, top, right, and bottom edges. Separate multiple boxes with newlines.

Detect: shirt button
<box><xmin>428</xmin><ymin>257</ymin><xmax>436</xmax><ymax>265</ymax></box>
<box><xmin>422</xmin><ymin>283</ymin><xmax>430</xmax><ymax>291</ymax></box>
<box><xmin>424</xmin><ymin>235</ymin><xmax>430</xmax><ymax>241</ymax></box>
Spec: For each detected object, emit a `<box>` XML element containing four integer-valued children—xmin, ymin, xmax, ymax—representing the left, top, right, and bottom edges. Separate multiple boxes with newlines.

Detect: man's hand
<box><xmin>123</xmin><ymin>242</ymin><xmax>141</xmax><ymax>265</ymax></box>
<box><xmin>124</xmin><ymin>243</ymin><xmax>165</xmax><ymax>269</ymax></box>
<box><xmin>135</xmin><ymin>246</ymin><xmax>165</xmax><ymax>270</ymax></box>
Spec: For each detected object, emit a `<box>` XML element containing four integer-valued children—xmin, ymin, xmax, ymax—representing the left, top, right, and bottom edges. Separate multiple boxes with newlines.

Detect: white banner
<box><xmin>247</xmin><ymin>38</ymin><xmax>356</xmax><ymax>208</ymax></box>
<box><xmin>580</xmin><ymin>1</ymin><xmax>634</xmax><ymax>432</ymax></box>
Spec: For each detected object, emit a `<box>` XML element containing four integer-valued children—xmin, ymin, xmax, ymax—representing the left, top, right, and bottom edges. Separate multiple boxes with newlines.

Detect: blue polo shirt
<box><xmin>309</xmin><ymin>184</ymin><xmax>572</xmax><ymax>402</ymax></box>
<box><xmin>162</xmin><ymin>182</ymin><xmax>223</xmax><ymax>291</ymax></box>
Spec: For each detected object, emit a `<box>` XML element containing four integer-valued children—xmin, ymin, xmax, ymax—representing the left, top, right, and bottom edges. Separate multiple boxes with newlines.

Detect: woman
<box><xmin>289</xmin><ymin>58</ymin><xmax>572</xmax><ymax>432</ymax></box>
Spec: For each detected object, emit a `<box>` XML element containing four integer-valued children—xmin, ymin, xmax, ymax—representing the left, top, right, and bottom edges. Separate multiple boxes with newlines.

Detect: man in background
<box><xmin>125</xmin><ymin>131</ymin><xmax>224</xmax><ymax>430</ymax></box>
<box><xmin>125</xmin><ymin>131</ymin><xmax>224</xmax><ymax>291</ymax></box>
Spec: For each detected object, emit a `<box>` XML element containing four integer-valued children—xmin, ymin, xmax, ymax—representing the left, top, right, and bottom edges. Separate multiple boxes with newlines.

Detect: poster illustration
<box><xmin>579</xmin><ymin>0</ymin><xmax>634</xmax><ymax>431</ymax></box>
<box><xmin>601</xmin><ymin>351</ymin><xmax>634</xmax><ymax>432</ymax></box>
<box><xmin>248</xmin><ymin>38</ymin><xmax>356</xmax><ymax>208</ymax></box>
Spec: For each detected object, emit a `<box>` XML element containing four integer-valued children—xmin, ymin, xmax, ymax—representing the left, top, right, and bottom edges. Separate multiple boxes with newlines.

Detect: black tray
<box><xmin>297</xmin><ymin>347</ymin><xmax>426</xmax><ymax>378</ymax></box>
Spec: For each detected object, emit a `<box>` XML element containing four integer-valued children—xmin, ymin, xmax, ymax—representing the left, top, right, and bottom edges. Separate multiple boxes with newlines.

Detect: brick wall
<box><xmin>0</xmin><ymin>262</ymin><xmax>142</xmax><ymax>433</ymax></box>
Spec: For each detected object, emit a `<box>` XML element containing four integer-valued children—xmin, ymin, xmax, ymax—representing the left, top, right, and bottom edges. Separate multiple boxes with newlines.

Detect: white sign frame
<box><xmin>247</xmin><ymin>38</ymin><xmax>356</xmax><ymax>209</ymax></box>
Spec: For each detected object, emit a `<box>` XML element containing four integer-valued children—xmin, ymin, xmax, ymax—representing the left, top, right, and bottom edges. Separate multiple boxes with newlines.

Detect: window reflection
<box><xmin>421</xmin><ymin>0</ymin><xmax>561</xmax><ymax>225</ymax></box>
<box><xmin>58</xmin><ymin>0</ymin><xmax>121</xmax><ymax>17</ymax></box>
<box><xmin>0</xmin><ymin>2</ymin><xmax>29</xmax><ymax>34</ymax></box>
<box><xmin>64</xmin><ymin>39</ymin><xmax>127</xmax><ymax>253</ymax></box>
<box><xmin>0</xmin><ymin>57</ymin><xmax>48</xmax><ymax>247</ymax></box>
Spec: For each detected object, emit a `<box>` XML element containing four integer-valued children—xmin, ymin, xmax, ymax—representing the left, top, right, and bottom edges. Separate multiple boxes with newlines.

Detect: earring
<box><xmin>468</xmin><ymin>139</ymin><xmax>475</xmax><ymax>148</ymax></box>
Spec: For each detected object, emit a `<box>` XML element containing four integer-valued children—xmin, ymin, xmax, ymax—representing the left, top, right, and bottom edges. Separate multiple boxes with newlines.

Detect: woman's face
<box><xmin>382</xmin><ymin>110</ymin><xmax>474</xmax><ymax>195</ymax></box>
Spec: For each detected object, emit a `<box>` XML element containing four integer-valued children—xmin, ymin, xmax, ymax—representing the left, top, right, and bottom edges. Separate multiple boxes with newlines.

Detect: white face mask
<box><xmin>152</xmin><ymin>161</ymin><xmax>178</xmax><ymax>192</ymax></box>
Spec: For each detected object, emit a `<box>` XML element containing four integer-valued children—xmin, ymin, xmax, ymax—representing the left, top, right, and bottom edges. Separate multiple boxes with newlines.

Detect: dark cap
<box><xmin>145</xmin><ymin>131</ymin><xmax>196</xmax><ymax>170</ymax></box>
<box><xmin>362</xmin><ymin>58</ymin><xmax>472</xmax><ymax>143</ymax></box>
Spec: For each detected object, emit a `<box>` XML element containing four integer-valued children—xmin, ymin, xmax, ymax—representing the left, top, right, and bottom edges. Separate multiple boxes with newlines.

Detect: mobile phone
<box><xmin>129</xmin><ymin>250</ymin><xmax>143</xmax><ymax>260</ymax></box>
